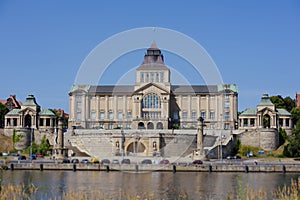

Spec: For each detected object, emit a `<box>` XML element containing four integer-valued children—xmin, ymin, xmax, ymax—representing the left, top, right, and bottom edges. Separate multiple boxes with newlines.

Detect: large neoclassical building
<box><xmin>68</xmin><ymin>43</ymin><xmax>238</xmax><ymax>130</ymax></box>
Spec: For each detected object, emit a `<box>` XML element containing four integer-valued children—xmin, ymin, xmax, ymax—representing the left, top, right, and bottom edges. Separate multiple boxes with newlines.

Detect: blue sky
<box><xmin>0</xmin><ymin>1</ymin><xmax>299</xmax><ymax>113</ymax></box>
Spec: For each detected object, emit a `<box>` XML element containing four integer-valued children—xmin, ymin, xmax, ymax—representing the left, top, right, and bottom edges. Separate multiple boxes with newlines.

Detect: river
<box><xmin>0</xmin><ymin>170</ymin><xmax>299</xmax><ymax>199</ymax></box>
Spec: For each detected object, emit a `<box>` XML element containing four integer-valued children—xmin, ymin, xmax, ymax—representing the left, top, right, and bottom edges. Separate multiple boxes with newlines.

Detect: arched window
<box><xmin>142</xmin><ymin>94</ymin><xmax>161</xmax><ymax>109</ymax></box>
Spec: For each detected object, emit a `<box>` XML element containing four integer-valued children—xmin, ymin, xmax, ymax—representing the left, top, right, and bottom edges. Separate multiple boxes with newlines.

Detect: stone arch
<box><xmin>147</xmin><ymin>122</ymin><xmax>154</xmax><ymax>129</ymax></box>
<box><xmin>263</xmin><ymin>114</ymin><xmax>270</xmax><ymax>128</ymax></box>
<box><xmin>126</xmin><ymin>141</ymin><xmax>146</xmax><ymax>154</ymax></box>
<box><xmin>157</xmin><ymin>122</ymin><xmax>163</xmax><ymax>129</ymax></box>
<box><xmin>138</xmin><ymin>122</ymin><xmax>145</xmax><ymax>129</ymax></box>
<box><xmin>24</xmin><ymin>114</ymin><xmax>32</xmax><ymax>128</ymax></box>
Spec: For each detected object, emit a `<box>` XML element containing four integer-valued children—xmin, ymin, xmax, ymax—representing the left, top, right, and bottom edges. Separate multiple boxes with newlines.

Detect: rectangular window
<box><xmin>126</xmin><ymin>124</ymin><xmax>131</xmax><ymax>129</ymax></box>
<box><xmin>150</xmin><ymin>72</ymin><xmax>154</xmax><ymax>82</ymax></box>
<box><xmin>76</xmin><ymin>102</ymin><xmax>82</xmax><ymax>110</ymax></box>
<box><xmin>160</xmin><ymin>72</ymin><xmax>164</xmax><ymax>83</ymax></box>
<box><xmin>173</xmin><ymin>111</ymin><xmax>179</xmax><ymax>120</ymax></box>
<box><xmin>210</xmin><ymin>123</ymin><xmax>215</xmax><ymax>129</ymax></box>
<box><xmin>156</xmin><ymin>72</ymin><xmax>159</xmax><ymax>82</ymax></box>
<box><xmin>201</xmin><ymin>111</ymin><xmax>206</xmax><ymax>119</ymax></box>
<box><xmin>224</xmin><ymin>123</ymin><xmax>230</xmax><ymax>130</ymax></box>
<box><xmin>224</xmin><ymin>101</ymin><xmax>230</xmax><ymax>109</ymax></box>
<box><xmin>182</xmin><ymin>111</ymin><xmax>188</xmax><ymax>119</ymax></box>
<box><xmin>250</xmin><ymin>118</ymin><xmax>255</xmax><ymax>127</ymax></box>
<box><xmin>145</xmin><ymin>72</ymin><xmax>149</xmax><ymax>82</ymax></box>
<box><xmin>224</xmin><ymin>112</ymin><xmax>230</xmax><ymax>121</ymax></box>
<box><xmin>243</xmin><ymin>119</ymin><xmax>248</xmax><ymax>127</ymax></box>
<box><xmin>191</xmin><ymin>111</ymin><xmax>197</xmax><ymax>120</ymax></box>
<box><xmin>210</xmin><ymin>111</ymin><xmax>215</xmax><ymax>120</ymax></box>
<box><xmin>127</xmin><ymin>111</ymin><xmax>132</xmax><ymax>119</ymax></box>
<box><xmin>100</xmin><ymin>111</ymin><xmax>105</xmax><ymax>119</ymax></box>
<box><xmin>76</xmin><ymin>112</ymin><xmax>81</xmax><ymax>120</ymax></box>
<box><xmin>91</xmin><ymin>111</ymin><xmax>96</xmax><ymax>120</ymax></box>
<box><xmin>279</xmin><ymin>119</ymin><xmax>283</xmax><ymax>127</ymax></box>
<box><xmin>140</xmin><ymin>72</ymin><xmax>144</xmax><ymax>82</ymax></box>
<box><xmin>40</xmin><ymin>118</ymin><xmax>44</xmax><ymax>126</ymax></box>
<box><xmin>108</xmin><ymin>123</ymin><xmax>113</xmax><ymax>129</ymax></box>
<box><xmin>109</xmin><ymin>112</ymin><xmax>114</xmax><ymax>120</ymax></box>
<box><xmin>13</xmin><ymin>118</ymin><xmax>17</xmax><ymax>126</ymax></box>
<box><xmin>224</xmin><ymin>93</ymin><xmax>230</xmax><ymax>99</ymax></box>
<box><xmin>286</xmin><ymin>119</ymin><xmax>290</xmax><ymax>127</ymax></box>
<box><xmin>118</xmin><ymin>112</ymin><xmax>123</xmax><ymax>119</ymax></box>
<box><xmin>99</xmin><ymin>123</ymin><xmax>104</xmax><ymax>129</ymax></box>
<box><xmin>46</xmin><ymin>118</ymin><xmax>50</xmax><ymax>126</ymax></box>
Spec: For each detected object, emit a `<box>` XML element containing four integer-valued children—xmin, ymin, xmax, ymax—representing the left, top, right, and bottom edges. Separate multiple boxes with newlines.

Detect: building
<box><xmin>239</xmin><ymin>94</ymin><xmax>292</xmax><ymax>135</ymax></box>
<box><xmin>296</xmin><ymin>93</ymin><xmax>300</xmax><ymax>107</ymax></box>
<box><xmin>68</xmin><ymin>43</ymin><xmax>238</xmax><ymax>131</ymax></box>
<box><xmin>4</xmin><ymin>94</ymin><xmax>56</xmax><ymax>134</ymax></box>
<box><xmin>0</xmin><ymin>94</ymin><xmax>22</xmax><ymax>111</ymax></box>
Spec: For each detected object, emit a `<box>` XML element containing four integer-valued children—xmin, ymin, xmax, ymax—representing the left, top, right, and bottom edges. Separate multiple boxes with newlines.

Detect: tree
<box><xmin>283</xmin><ymin>121</ymin><xmax>300</xmax><ymax>157</ymax></box>
<box><xmin>0</xmin><ymin>103</ymin><xmax>9</xmax><ymax>128</ymax></box>
<box><xmin>270</xmin><ymin>95</ymin><xmax>295</xmax><ymax>112</ymax></box>
<box><xmin>291</xmin><ymin>107</ymin><xmax>300</xmax><ymax>126</ymax></box>
<box><xmin>37</xmin><ymin>135</ymin><xmax>51</xmax><ymax>155</ymax></box>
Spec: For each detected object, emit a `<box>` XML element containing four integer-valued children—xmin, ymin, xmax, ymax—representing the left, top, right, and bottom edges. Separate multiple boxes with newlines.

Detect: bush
<box><xmin>239</xmin><ymin>145</ymin><xmax>260</xmax><ymax>157</ymax></box>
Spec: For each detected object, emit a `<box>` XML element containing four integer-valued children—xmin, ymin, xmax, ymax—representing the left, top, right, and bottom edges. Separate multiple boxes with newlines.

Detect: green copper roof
<box><xmin>23</xmin><ymin>94</ymin><xmax>39</xmax><ymax>106</ymax></box>
<box><xmin>258</xmin><ymin>94</ymin><xmax>274</xmax><ymax>106</ymax></box>
<box><xmin>6</xmin><ymin>109</ymin><xmax>20</xmax><ymax>116</ymax></box>
<box><xmin>217</xmin><ymin>84</ymin><xmax>238</xmax><ymax>93</ymax></box>
<box><xmin>69</xmin><ymin>85</ymin><xmax>90</xmax><ymax>93</ymax></box>
<box><xmin>240</xmin><ymin>108</ymin><xmax>257</xmax><ymax>116</ymax></box>
<box><xmin>39</xmin><ymin>109</ymin><xmax>55</xmax><ymax>116</ymax></box>
<box><xmin>277</xmin><ymin>108</ymin><xmax>291</xmax><ymax>116</ymax></box>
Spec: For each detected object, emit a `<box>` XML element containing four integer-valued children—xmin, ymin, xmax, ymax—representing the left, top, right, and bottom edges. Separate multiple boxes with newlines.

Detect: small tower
<box><xmin>53</xmin><ymin>117</ymin><xmax>67</xmax><ymax>159</ymax></box>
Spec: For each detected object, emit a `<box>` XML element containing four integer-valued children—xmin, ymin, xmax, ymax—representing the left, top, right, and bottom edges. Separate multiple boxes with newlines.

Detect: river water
<box><xmin>0</xmin><ymin>170</ymin><xmax>299</xmax><ymax>199</ymax></box>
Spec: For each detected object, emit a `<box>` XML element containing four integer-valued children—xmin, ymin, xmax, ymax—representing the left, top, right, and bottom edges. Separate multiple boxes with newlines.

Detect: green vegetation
<box><xmin>238</xmin><ymin>145</ymin><xmax>260</xmax><ymax>157</ymax></box>
<box><xmin>24</xmin><ymin>135</ymin><xmax>50</xmax><ymax>156</ymax></box>
<box><xmin>270</xmin><ymin>95</ymin><xmax>295</xmax><ymax>112</ymax></box>
<box><xmin>12</xmin><ymin>129</ymin><xmax>23</xmax><ymax>144</ymax></box>
<box><xmin>283</xmin><ymin>121</ymin><xmax>300</xmax><ymax>157</ymax></box>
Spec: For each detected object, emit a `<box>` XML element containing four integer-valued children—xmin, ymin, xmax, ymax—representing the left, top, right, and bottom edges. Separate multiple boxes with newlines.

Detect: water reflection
<box><xmin>0</xmin><ymin>171</ymin><xmax>299</xmax><ymax>199</ymax></box>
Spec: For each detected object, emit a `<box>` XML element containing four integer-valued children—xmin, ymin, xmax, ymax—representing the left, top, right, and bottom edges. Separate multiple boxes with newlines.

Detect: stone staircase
<box><xmin>162</xmin><ymin>134</ymin><xmax>196</xmax><ymax>157</ymax></box>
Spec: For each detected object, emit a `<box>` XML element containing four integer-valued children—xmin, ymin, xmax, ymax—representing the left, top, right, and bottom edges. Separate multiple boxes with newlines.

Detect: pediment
<box><xmin>19</xmin><ymin>107</ymin><xmax>37</xmax><ymax>115</ymax></box>
<box><xmin>133</xmin><ymin>83</ymin><xmax>170</xmax><ymax>95</ymax></box>
<box><xmin>257</xmin><ymin>107</ymin><xmax>276</xmax><ymax>115</ymax></box>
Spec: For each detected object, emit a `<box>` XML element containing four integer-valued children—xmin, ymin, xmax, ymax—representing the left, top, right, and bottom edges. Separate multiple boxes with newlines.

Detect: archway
<box><xmin>127</xmin><ymin>141</ymin><xmax>146</xmax><ymax>155</ymax></box>
<box><xmin>24</xmin><ymin>114</ymin><xmax>32</xmax><ymax>128</ymax></box>
<box><xmin>147</xmin><ymin>122</ymin><xmax>154</xmax><ymax>129</ymax></box>
<box><xmin>138</xmin><ymin>122</ymin><xmax>145</xmax><ymax>129</ymax></box>
<box><xmin>263</xmin><ymin>114</ymin><xmax>270</xmax><ymax>128</ymax></box>
<box><xmin>157</xmin><ymin>122</ymin><xmax>163</xmax><ymax>129</ymax></box>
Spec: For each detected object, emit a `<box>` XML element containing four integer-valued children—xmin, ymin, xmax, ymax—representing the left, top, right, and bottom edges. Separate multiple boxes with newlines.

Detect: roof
<box><xmin>69</xmin><ymin>85</ymin><xmax>90</xmax><ymax>93</ymax></box>
<box><xmin>39</xmin><ymin>109</ymin><xmax>56</xmax><ymax>116</ymax></box>
<box><xmin>6</xmin><ymin>109</ymin><xmax>21</xmax><ymax>116</ymax></box>
<box><xmin>277</xmin><ymin>108</ymin><xmax>291</xmax><ymax>116</ymax></box>
<box><xmin>136</xmin><ymin>63</ymin><xmax>169</xmax><ymax>70</ymax></box>
<box><xmin>217</xmin><ymin>84</ymin><xmax>238</xmax><ymax>93</ymax></box>
<box><xmin>240</xmin><ymin>108</ymin><xmax>257</xmax><ymax>116</ymax></box>
<box><xmin>88</xmin><ymin>86</ymin><xmax>134</xmax><ymax>94</ymax></box>
<box><xmin>171</xmin><ymin>85</ymin><xmax>218</xmax><ymax>94</ymax></box>
<box><xmin>23</xmin><ymin>94</ymin><xmax>39</xmax><ymax>106</ymax></box>
<box><xmin>258</xmin><ymin>94</ymin><xmax>274</xmax><ymax>106</ymax></box>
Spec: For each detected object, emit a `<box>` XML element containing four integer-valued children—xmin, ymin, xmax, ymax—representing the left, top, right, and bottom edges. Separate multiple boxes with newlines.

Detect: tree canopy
<box><xmin>270</xmin><ymin>95</ymin><xmax>295</xmax><ymax>112</ymax></box>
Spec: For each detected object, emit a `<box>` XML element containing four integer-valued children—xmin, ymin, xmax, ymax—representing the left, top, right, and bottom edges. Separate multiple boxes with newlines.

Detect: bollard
<box><xmin>10</xmin><ymin>163</ymin><xmax>14</xmax><ymax>171</ymax></box>
<box><xmin>208</xmin><ymin>165</ymin><xmax>212</xmax><ymax>173</ymax></box>
<box><xmin>106</xmin><ymin>165</ymin><xmax>110</xmax><ymax>172</ymax></box>
<box><xmin>73</xmin><ymin>164</ymin><xmax>76</xmax><ymax>172</ymax></box>
<box><xmin>282</xmin><ymin>165</ymin><xmax>286</xmax><ymax>173</ymax></box>
<box><xmin>245</xmin><ymin>165</ymin><xmax>249</xmax><ymax>173</ymax></box>
<box><xmin>135</xmin><ymin>164</ymin><xmax>139</xmax><ymax>172</ymax></box>
<box><xmin>40</xmin><ymin>164</ymin><xmax>43</xmax><ymax>171</ymax></box>
<box><xmin>172</xmin><ymin>164</ymin><xmax>176</xmax><ymax>173</ymax></box>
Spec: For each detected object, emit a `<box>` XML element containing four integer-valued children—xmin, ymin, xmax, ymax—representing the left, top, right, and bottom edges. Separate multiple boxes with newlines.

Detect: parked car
<box><xmin>2</xmin><ymin>152</ymin><xmax>9</xmax><ymax>156</ymax></box>
<box><xmin>11</xmin><ymin>153</ymin><xmax>19</xmax><ymax>156</ymax></box>
<box><xmin>71</xmin><ymin>158</ymin><xmax>79</xmax><ymax>163</ymax></box>
<box><xmin>121</xmin><ymin>159</ymin><xmax>131</xmax><ymax>164</ymax></box>
<box><xmin>234</xmin><ymin>155</ymin><xmax>241</xmax><ymax>159</ymax></box>
<box><xmin>141</xmin><ymin>159</ymin><xmax>152</xmax><ymax>164</ymax></box>
<box><xmin>101</xmin><ymin>159</ymin><xmax>110</xmax><ymax>165</ymax></box>
<box><xmin>37</xmin><ymin>154</ymin><xmax>44</xmax><ymax>158</ymax></box>
<box><xmin>62</xmin><ymin>158</ymin><xmax>70</xmax><ymax>163</ymax></box>
<box><xmin>91</xmin><ymin>158</ymin><xmax>100</xmax><ymax>163</ymax></box>
<box><xmin>192</xmin><ymin>160</ymin><xmax>203</xmax><ymax>165</ymax></box>
<box><xmin>18</xmin><ymin>155</ymin><xmax>26</xmax><ymax>160</ymax></box>
<box><xmin>226</xmin><ymin>155</ymin><xmax>234</xmax><ymax>160</ymax></box>
<box><xmin>30</xmin><ymin>154</ymin><xmax>36</xmax><ymax>160</ymax></box>
<box><xmin>160</xmin><ymin>159</ymin><xmax>170</xmax><ymax>164</ymax></box>
<box><xmin>81</xmin><ymin>159</ymin><xmax>90</xmax><ymax>164</ymax></box>
<box><xmin>112</xmin><ymin>159</ymin><xmax>119</xmax><ymax>164</ymax></box>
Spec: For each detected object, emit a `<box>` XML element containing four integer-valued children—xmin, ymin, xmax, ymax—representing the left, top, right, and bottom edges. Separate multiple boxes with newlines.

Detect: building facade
<box><xmin>239</xmin><ymin>94</ymin><xmax>292</xmax><ymax>135</ymax></box>
<box><xmin>68</xmin><ymin>43</ymin><xmax>238</xmax><ymax>131</ymax></box>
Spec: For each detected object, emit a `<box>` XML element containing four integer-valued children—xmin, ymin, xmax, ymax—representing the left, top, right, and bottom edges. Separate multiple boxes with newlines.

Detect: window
<box><xmin>140</xmin><ymin>72</ymin><xmax>144</xmax><ymax>82</ymax></box>
<box><xmin>250</xmin><ymin>118</ymin><xmax>255</xmax><ymax>127</ymax></box>
<box><xmin>108</xmin><ymin>123</ymin><xmax>114</xmax><ymax>129</ymax></box>
<box><xmin>182</xmin><ymin>111</ymin><xmax>188</xmax><ymax>119</ymax></box>
<box><xmin>142</xmin><ymin>93</ymin><xmax>161</xmax><ymax>108</ymax></box>
<box><xmin>173</xmin><ymin>111</ymin><xmax>179</xmax><ymax>120</ymax></box>
<box><xmin>127</xmin><ymin>111</ymin><xmax>132</xmax><ymax>119</ymax></box>
<box><xmin>145</xmin><ymin>72</ymin><xmax>149</xmax><ymax>82</ymax></box>
<box><xmin>210</xmin><ymin>111</ymin><xmax>215</xmax><ymax>120</ymax></box>
<box><xmin>109</xmin><ymin>111</ymin><xmax>113</xmax><ymax>120</ymax></box>
<box><xmin>76</xmin><ymin>102</ymin><xmax>82</xmax><ymax>110</ymax></box>
<box><xmin>243</xmin><ymin>119</ymin><xmax>248</xmax><ymax>127</ymax></box>
<box><xmin>100</xmin><ymin>111</ymin><xmax>105</xmax><ymax>119</ymax></box>
<box><xmin>99</xmin><ymin>123</ymin><xmax>104</xmax><ymax>129</ymax></box>
<box><xmin>279</xmin><ymin>119</ymin><xmax>283</xmax><ymax>127</ymax></box>
<box><xmin>118</xmin><ymin>112</ymin><xmax>123</xmax><ymax>119</ymax></box>
<box><xmin>224</xmin><ymin>123</ymin><xmax>229</xmax><ymax>130</ymax></box>
<box><xmin>13</xmin><ymin>118</ymin><xmax>17</xmax><ymax>126</ymax></box>
<box><xmin>91</xmin><ymin>111</ymin><xmax>96</xmax><ymax>120</ymax></box>
<box><xmin>40</xmin><ymin>118</ymin><xmax>44</xmax><ymax>126</ymax></box>
<box><xmin>191</xmin><ymin>111</ymin><xmax>197</xmax><ymax>120</ymax></box>
<box><xmin>150</xmin><ymin>72</ymin><xmax>154</xmax><ymax>82</ymax></box>
<box><xmin>156</xmin><ymin>72</ymin><xmax>159</xmax><ymax>82</ymax></box>
<box><xmin>210</xmin><ymin>123</ymin><xmax>215</xmax><ymax>129</ymax></box>
<box><xmin>224</xmin><ymin>93</ymin><xmax>230</xmax><ymax>99</ymax></box>
<box><xmin>160</xmin><ymin>72</ymin><xmax>164</xmax><ymax>83</ymax></box>
<box><xmin>286</xmin><ymin>119</ymin><xmax>290</xmax><ymax>127</ymax></box>
<box><xmin>46</xmin><ymin>118</ymin><xmax>50</xmax><ymax>126</ymax></box>
<box><xmin>224</xmin><ymin>112</ymin><xmax>230</xmax><ymax>121</ymax></box>
<box><xmin>224</xmin><ymin>101</ymin><xmax>230</xmax><ymax>109</ymax></box>
<box><xmin>126</xmin><ymin>124</ymin><xmax>131</xmax><ymax>129</ymax></box>
<box><xmin>76</xmin><ymin>112</ymin><xmax>81</xmax><ymax>120</ymax></box>
<box><xmin>201</xmin><ymin>111</ymin><xmax>206</xmax><ymax>119</ymax></box>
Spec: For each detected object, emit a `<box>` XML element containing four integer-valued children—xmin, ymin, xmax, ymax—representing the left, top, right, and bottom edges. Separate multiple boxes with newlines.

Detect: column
<box><xmin>105</xmin><ymin>96</ymin><xmax>109</xmax><ymax>119</ymax></box>
<box><xmin>96</xmin><ymin>96</ymin><xmax>99</xmax><ymax>120</ymax></box>
<box><xmin>206</xmin><ymin>95</ymin><xmax>209</xmax><ymax>120</ymax></box>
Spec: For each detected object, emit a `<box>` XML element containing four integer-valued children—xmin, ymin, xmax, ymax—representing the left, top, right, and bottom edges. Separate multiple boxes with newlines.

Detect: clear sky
<box><xmin>0</xmin><ymin>1</ymin><xmax>299</xmax><ymax>113</ymax></box>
